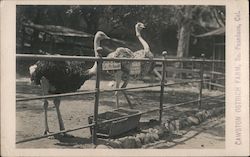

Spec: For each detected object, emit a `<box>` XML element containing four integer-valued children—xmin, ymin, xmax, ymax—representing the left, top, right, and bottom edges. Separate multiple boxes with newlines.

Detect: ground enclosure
<box><xmin>16</xmin><ymin>53</ymin><xmax>225</xmax><ymax>148</ymax></box>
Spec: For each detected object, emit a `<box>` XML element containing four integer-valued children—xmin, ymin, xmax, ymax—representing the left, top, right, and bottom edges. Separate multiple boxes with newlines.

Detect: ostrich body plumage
<box><xmin>30</xmin><ymin>60</ymin><xmax>93</xmax><ymax>94</ymax></box>
<box><xmin>133</xmin><ymin>49</ymin><xmax>155</xmax><ymax>77</ymax></box>
<box><xmin>106</xmin><ymin>48</ymin><xmax>155</xmax><ymax>79</ymax></box>
<box><xmin>106</xmin><ymin>47</ymin><xmax>134</xmax><ymax>78</ymax></box>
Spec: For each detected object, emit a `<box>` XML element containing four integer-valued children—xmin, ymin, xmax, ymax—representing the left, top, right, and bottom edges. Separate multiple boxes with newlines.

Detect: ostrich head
<box><xmin>135</xmin><ymin>22</ymin><xmax>146</xmax><ymax>36</ymax></box>
<box><xmin>95</xmin><ymin>31</ymin><xmax>110</xmax><ymax>41</ymax></box>
<box><xmin>89</xmin><ymin>32</ymin><xmax>110</xmax><ymax>75</ymax></box>
<box><xmin>94</xmin><ymin>31</ymin><xmax>110</xmax><ymax>56</ymax></box>
<box><xmin>136</xmin><ymin>22</ymin><xmax>145</xmax><ymax>29</ymax></box>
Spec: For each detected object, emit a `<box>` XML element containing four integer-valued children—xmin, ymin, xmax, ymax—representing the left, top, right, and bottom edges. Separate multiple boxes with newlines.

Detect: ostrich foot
<box><xmin>44</xmin><ymin>131</ymin><xmax>55</xmax><ymax>139</ymax></box>
<box><xmin>53</xmin><ymin>132</ymin><xmax>75</xmax><ymax>139</ymax></box>
<box><xmin>173</xmin><ymin>130</ymin><xmax>182</xmax><ymax>137</ymax></box>
<box><xmin>61</xmin><ymin>133</ymin><xmax>74</xmax><ymax>138</ymax></box>
<box><xmin>130</xmin><ymin>106</ymin><xmax>135</xmax><ymax>109</ymax></box>
<box><xmin>129</xmin><ymin>104</ymin><xmax>135</xmax><ymax>109</ymax></box>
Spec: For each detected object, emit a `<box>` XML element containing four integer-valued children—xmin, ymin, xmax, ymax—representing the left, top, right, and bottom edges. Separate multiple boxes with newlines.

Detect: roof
<box><xmin>23</xmin><ymin>23</ymin><xmax>94</xmax><ymax>38</ymax></box>
<box><xmin>22</xmin><ymin>23</ymin><xmax>140</xmax><ymax>52</ymax></box>
<box><xmin>195</xmin><ymin>27</ymin><xmax>225</xmax><ymax>38</ymax></box>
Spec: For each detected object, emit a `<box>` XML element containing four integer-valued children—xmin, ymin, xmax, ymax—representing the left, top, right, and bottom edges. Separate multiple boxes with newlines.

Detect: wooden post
<box><xmin>210</xmin><ymin>38</ymin><xmax>216</xmax><ymax>90</ymax></box>
<box><xmin>191</xmin><ymin>56</ymin><xmax>195</xmax><ymax>79</ymax></box>
<box><xmin>159</xmin><ymin>51</ymin><xmax>167</xmax><ymax>123</ymax></box>
<box><xmin>92</xmin><ymin>48</ymin><xmax>102</xmax><ymax>145</ymax></box>
<box><xmin>198</xmin><ymin>54</ymin><xmax>205</xmax><ymax>109</ymax></box>
<box><xmin>191</xmin><ymin>56</ymin><xmax>195</xmax><ymax>71</ymax></box>
<box><xmin>209</xmin><ymin>60</ymin><xmax>215</xmax><ymax>91</ymax></box>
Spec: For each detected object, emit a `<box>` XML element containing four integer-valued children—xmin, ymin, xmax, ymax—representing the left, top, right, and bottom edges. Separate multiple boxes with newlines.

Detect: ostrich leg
<box><xmin>40</xmin><ymin>77</ymin><xmax>51</xmax><ymax>135</ymax></box>
<box><xmin>43</xmin><ymin>99</ymin><xmax>50</xmax><ymax>135</ymax></box>
<box><xmin>153</xmin><ymin>69</ymin><xmax>162</xmax><ymax>81</ymax></box>
<box><xmin>53</xmin><ymin>98</ymin><xmax>65</xmax><ymax>131</ymax></box>
<box><xmin>120</xmin><ymin>80</ymin><xmax>133</xmax><ymax>108</ymax></box>
<box><xmin>115</xmin><ymin>72</ymin><xmax>122</xmax><ymax>108</ymax></box>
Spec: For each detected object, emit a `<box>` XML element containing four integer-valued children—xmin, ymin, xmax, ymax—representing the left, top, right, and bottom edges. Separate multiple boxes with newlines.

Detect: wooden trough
<box><xmin>88</xmin><ymin>108</ymin><xmax>142</xmax><ymax>138</ymax></box>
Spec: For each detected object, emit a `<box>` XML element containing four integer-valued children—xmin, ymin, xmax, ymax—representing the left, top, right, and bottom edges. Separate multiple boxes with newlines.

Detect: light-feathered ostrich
<box><xmin>29</xmin><ymin>31</ymin><xmax>110</xmax><ymax>136</ymax></box>
<box><xmin>107</xmin><ymin>22</ymin><xmax>158</xmax><ymax>108</ymax></box>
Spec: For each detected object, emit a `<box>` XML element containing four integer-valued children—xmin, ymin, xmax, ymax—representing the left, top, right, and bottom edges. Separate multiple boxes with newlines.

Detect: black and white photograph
<box><xmin>15</xmin><ymin>4</ymin><xmax>226</xmax><ymax>149</ymax></box>
<box><xmin>1</xmin><ymin>0</ymin><xmax>249</xmax><ymax>156</ymax></box>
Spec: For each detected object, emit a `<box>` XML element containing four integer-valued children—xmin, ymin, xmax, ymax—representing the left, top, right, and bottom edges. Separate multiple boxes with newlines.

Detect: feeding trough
<box><xmin>88</xmin><ymin>108</ymin><xmax>142</xmax><ymax>138</ymax></box>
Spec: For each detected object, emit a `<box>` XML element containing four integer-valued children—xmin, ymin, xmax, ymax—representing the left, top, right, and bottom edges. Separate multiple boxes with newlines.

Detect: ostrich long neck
<box><xmin>136</xmin><ymin>29</ymin><xmax>150</xmax><ymax>52</ymax></box>
<box><xmin>87</xmin><ymin>36</ymin><xmax>101</xmax><ymax>75</ymax></box>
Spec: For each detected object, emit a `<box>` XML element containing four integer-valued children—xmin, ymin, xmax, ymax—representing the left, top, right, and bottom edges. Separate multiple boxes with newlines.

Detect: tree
<box><xmin>16</xmin><ymin>5</ymin><xmax>225</xmax><ymax>56</ymax></box>
<box><xmin>173</xmin><ymin>5</ymin><xmax>225</xmax><ymax>58</ymax></box>
<box><xmin>169</xmin><ymin>5</ymin><xmax>225</xmax><ymax>78</ymax></box>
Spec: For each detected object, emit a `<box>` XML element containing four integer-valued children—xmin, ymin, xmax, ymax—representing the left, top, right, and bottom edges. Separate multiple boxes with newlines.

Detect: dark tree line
<box><xmin>17</xmin><ymin>5</ymin><xmax>225</xmax><ymax>57</ymax></box>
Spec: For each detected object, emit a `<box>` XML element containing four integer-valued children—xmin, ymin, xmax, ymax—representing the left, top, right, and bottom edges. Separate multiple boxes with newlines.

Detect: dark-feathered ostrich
<box><xmin>107</xmin><ymin>22</ymin><xmax>158</xmax><ymax>108</ymax></box>
<box><xmin>29</xmin><ymin>31</ymin><xmax>110</xmax><ymax>136</ymax></box>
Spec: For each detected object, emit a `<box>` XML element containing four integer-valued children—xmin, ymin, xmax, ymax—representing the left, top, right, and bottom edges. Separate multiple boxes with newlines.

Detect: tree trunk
<box><xmin>177</xmin><ymin>24</ymin><xmax>191</xmax><ymax>58</ymax></box>
<box><xmin>174</xmin><ymin>23</ymin><xmax>191</xmax><ymax>78</ymax></box>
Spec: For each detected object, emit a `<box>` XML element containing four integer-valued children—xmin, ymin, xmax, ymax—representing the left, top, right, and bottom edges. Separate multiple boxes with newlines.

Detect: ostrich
<box><xmin>29</xmin><ymin>31</ymin><xmax>110</xmax><ymax>136</ymax></box>
<box><xmin>107</xmin><ymin>22</ymin><xmax>158</xmax><ymax>108</ymax></box>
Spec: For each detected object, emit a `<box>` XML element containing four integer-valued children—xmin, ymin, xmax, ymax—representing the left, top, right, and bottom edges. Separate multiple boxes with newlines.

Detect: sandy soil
<box><xmin>16</xmin><ymin>78</ymin><xmax>225</xmax><ymax>149</ymax></box>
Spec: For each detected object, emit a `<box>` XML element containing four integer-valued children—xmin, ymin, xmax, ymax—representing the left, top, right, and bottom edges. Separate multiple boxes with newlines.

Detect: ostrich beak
<box><xmin>104</xmin><ymin>35</ymin><xmax>110</xmax><ymax>40</ymax></box>
<box><xmin>141</xmin><ymin>24</ymin><xmax>146</xmax><ymax>29</ymax></box>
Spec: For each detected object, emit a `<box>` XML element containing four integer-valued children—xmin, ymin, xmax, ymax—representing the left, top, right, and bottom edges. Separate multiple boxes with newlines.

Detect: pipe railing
<box><xmin>16</xmin><ymin>52</ymin><xmax>225</xmax><ymax>145</ymax></box>
<box><xmin>16</xmin><ymin>83</ymin><xmax>162</xmax><ymax>102</ymax></box>
<box><xmin>16</xmin><ymin>94</ymin><xmax>225</xmax><ymax>144</ymax></box>
<box><xmin>16</xmin><ymin>90</ymin><xmax>97</xmax><ymax>102</ymax></box>
<box><xmin>17</xmin><ymin>76</ymin><xmax>224</xmax><ymax>102</ymax></box>
<box><xmin>16</xmin><ymin>54</ymin><xmax>225</xmax><ymax>63</ymax></box>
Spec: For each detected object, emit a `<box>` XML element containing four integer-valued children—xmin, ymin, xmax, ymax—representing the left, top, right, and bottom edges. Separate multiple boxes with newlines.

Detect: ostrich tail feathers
<box><xmin>29</xmin><ymin>64</ymin><xmax>37</xmax><ymax>75</ymax></box>
<box><xmin>113</xmin><ymin>47</ymin><xmax>134</xmax><ymax>58</ymax></box>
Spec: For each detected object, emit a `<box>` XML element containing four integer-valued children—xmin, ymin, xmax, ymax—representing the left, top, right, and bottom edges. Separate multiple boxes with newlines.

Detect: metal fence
<box><xmin>16</xmin><ymin>52</ymin><xmax>225</xmax><ymax>145</ymax></box>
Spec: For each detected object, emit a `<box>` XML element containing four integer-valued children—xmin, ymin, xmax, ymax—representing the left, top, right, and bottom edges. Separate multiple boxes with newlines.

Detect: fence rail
<box><xmin>16</xmin><ymin>77</ymin><xmax>224</xmax><ymax>102</ymax></box>
<box><xmin>16</xmin><ymin>52</ymin><xmax>225</xmax><ymax>145</ymax></box>
<box><xmin>16</xmin><ymin>94</ymin><xmax>225</xmax><ymax>144</ymax></box>
<box><xmin>16</xmin><ymin>54</ymin><xmax>225</xmax><ymax>63</ymax></box>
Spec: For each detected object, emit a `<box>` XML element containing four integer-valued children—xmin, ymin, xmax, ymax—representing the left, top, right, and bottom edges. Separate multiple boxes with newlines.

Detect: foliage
<box><xmin>16</xmin><ymin>5</ymin><xmax>225</xmax><ymax>56</ymax></box>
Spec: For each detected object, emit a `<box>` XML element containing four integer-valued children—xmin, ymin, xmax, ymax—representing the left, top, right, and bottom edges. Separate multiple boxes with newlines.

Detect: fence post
<box><xmin>209</xmin><ymin>58</ymin><xmax>215</xmax><ymax>90</ymax></box>
<box><xmin>92</xmin><ymin>48</ymin><xmax>102</xmax><ymax>145</ymax></box>
<box><xmin>159</xmin><ymin>51</ymin><xmax>167</xmax><ymax>123</ymax></box>
<box><xmin>198</xmin><ymin>54</ymin><xmax>205</xmax><ymax>109</ymax></box>
<box><xmin>192</xmin><ymin>56</ymin><xmax>195</xmax><ymax>71</ymax></box>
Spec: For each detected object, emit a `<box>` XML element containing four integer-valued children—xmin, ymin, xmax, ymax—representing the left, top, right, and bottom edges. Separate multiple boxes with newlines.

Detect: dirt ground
<box><xmin>144</xmin><ymin>116</ymin><xmax>225</xmax><ymax>149</ymax></box>
<box><xmin>16</xmin><ymin>77</ymin><xmax>225</xmax><ymax>149</ymax></box>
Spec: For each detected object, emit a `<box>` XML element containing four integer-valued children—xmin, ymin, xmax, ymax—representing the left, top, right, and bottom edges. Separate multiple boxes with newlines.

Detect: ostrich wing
<box><xmin>31</xmin><ymin>60</ymin><xmax>92</xmax><ymax>94</ymax></box>
<box><xmin>107</xmin><ymin>47</ymin><xmax>134</xmax><ymax>58</ymax></box>
<box><xmin>133</xmin><ymin>49</ymin><xmax>154</xmax><ymax>59</ymax></box>
<box><xmin>106</xmin><ymin>47</ymin><xmax>134</xmax><ymax>74</ymax></box>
